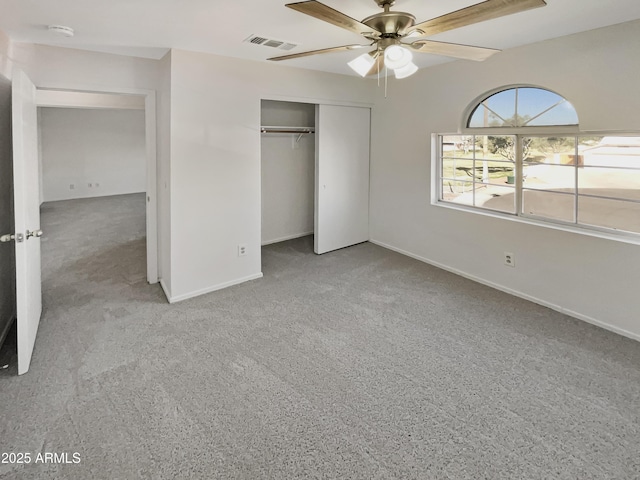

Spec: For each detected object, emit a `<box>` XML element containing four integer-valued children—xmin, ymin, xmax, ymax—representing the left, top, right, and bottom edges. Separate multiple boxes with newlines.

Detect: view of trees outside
<box><xmin>440</xmin><ymin>135</ymin><xmax>640</xmax><ymax>233</ymax></box>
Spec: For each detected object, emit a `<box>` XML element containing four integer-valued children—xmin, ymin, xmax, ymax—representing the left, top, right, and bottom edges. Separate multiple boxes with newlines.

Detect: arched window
<box><xmin>467</xmin><ymin>87</ymin><xmax>578</xmax><ymax>128</ymax></box>
<box><xmin>435</xmin><ymin>86</ymin><xmax>640</xmax><ymax>238</ymax></box>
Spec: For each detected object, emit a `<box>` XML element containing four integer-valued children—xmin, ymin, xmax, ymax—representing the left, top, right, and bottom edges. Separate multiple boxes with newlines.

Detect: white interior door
<box><xmin>314</xmin><ymin>104</ymin><xmax>370</xmax><ymax>254</ymax></box>
<box><xmin>12</xmin><ymin>69</ymin><xmax>42</xmax><ymax>375</ymax></box>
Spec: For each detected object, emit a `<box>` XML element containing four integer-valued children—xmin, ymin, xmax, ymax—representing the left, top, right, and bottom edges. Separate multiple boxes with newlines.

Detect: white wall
<box><xmin>39</xmin><ymin>107</ymin><xmax>146</xmax><ymax>201</ymax></box>
<box><xmin>261</xmin><ymin>99</ymin><xmax>316</xmax><ymax>127</ymax></box>
<box><xmin>261</xmin><ymin>100</ymin><xmax>315</xmax><ymax>245</ymax></box>
<box><xmin>370</xmin><ymin>20</ymin><xmax>640</xmax><ymax>339</ymax></box>
<box><xmin>158</xmin><ymin>51</ymin><xmax>172</xmax><ymax>294</ymax></box>
<box><xmin>12</xmin><ymin>43</ymin><xmax>160</xmax><ymax>93</ymax></box>
<box><xmin>0</xmin><ymin>30</ymin><xmax>13</xmax><ymax>79</ymax></box>
<box><xmin>168</xmin><ymin>50</ymin><xmax>375</xmax><ymax>301</ymax></box>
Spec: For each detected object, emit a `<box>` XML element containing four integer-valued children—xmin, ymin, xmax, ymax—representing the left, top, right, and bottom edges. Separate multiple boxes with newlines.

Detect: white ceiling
<box><xmin>2</xmin><ymin>0</ymin><xmax>640</xmax><ymax>76</ymax></box>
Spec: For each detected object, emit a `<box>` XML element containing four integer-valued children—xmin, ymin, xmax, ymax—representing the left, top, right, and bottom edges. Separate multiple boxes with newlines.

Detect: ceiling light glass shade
<box><xmin>348</xmin><ymin>52</ymin><xmax>376</xmax><ymax>77</ymax></box>
<box><xmin>393</xmin><ymin>61</ymin><xmax>418</xmax><ymax>79</ymax></box>
<box><xmin>384</xmin><ymin>45</ymin><xmax>412</xmax><ymax>70</ymax></box>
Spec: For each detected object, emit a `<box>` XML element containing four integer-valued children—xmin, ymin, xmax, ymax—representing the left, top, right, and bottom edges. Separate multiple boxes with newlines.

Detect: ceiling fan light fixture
<box><xmin>393</xmin><ymin>61</ymin><xmax>418</xmax><ymax>79</ymax></box>
<box><xmin>348</xmin><ymin>51</ymin><xmax>377</xmax><ymax>77</ymax></box>
<box><xmin>384</xmin><ymin>45</ymin><xmax>412</xmax><ymax>69</ymax></box>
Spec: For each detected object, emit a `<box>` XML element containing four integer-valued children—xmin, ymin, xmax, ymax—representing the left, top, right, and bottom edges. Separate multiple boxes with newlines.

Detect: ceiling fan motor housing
<box><xmin>362</xmin><ymin>11</ymin><xmax>416</xmax><ymax>37</ymax></box>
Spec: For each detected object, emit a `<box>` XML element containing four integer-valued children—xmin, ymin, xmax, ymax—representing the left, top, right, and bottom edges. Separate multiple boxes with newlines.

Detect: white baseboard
<box><xmin>262</xmin><ymin>231</ymin><xmax>313</xmax><ymax>246</ymax></box>
<box><xmin>43</xmin><ymin>190</ymin><xmax>146</xmax><ymax>203</ymax></box>
<box><xmin>167</xmin><ymin>273</ymin><xmax>264</xmax><ymax>304</ymax></box>
<box><xmin>369</xmin><ymin>239</ymin><xmax>640</xmax><ymax>343</ymax></box>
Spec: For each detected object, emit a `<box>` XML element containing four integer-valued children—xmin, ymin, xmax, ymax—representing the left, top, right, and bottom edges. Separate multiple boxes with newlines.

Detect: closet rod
<box><xmin>260</xmin><ymin>126</ymin><xmax>315</xmax><ymax>134</ymax></box>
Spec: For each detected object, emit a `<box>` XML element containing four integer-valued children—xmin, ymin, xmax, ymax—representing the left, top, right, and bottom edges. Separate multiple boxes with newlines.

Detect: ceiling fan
<box><xmin>268</xmin><ymin>0</ymin><xmax>547</xmax><ymax>79</ymax></box>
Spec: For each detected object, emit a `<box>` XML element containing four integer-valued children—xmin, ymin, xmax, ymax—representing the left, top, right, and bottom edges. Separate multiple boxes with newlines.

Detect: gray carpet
<box><xmin>0</xmin><ymin>193</ymin><xmax>639</xmax><ymax>479</ymax></box>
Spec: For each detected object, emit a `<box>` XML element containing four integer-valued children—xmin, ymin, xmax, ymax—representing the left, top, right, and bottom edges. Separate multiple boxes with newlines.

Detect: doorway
<box><xmin>36</xmin><ymin>89</ymin><xmax>158</xmax><ymax>283</ymax></box>
<box><xmin>261</xmin><ymin>100</ymin><xmax>316</xmax><ymax>247</ymax></box>
<box><xmin>0</xmin><ymin>73</ymin><xmax>14</xmax><ymax>356</ymax></box>
<box><xmin>37</xmin><ymin>105</ymin><xmax>149</xmax><ymax>297</ymax></box>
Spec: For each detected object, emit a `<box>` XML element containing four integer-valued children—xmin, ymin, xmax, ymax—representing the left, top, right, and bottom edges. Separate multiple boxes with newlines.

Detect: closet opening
<box><xmin>260</xmin><ymin>100</ymin><xmax>316</xmax><ymax>249</ymax></box>
<box><xmin>260</xmin><ymin>98</ymin><xmax>371</xmax><ymax>273</ymax></box>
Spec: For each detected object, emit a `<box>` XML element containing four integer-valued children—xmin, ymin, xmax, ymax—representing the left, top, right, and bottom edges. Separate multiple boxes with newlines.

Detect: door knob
<box><xmin>26</xmin><ymin>229</ymin><xmax>43</xmax><ymax>239</ymax></box>
<box><xmin>0</xmin><ymin>232</ymin><xmax>24</xmax><ymax>243</ymax></box>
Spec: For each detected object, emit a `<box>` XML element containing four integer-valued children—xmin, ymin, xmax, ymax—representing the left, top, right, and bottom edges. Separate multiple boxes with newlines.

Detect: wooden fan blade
<box><xmin>410</xmin><ymin>0</ymin><xmax>547</xmax><ymax>37</ymax></box>
<box><xmin>286</xmin><ymin>1</ymin><xmax>381</xmax><ymax>36</ymax></box>
<box><xmin>408</xmin><ymin>40</ymin><xmax>500</xmax><ymax>61</ymax></box>
<box><xmin>268</xmin><ymin>44</ymin><xmax>370</xmax><ymax>61</ymax></box>
<box><xmin>365</xmin><ymin>53</ymin><xmax>384</xmax><ymax>76</ymax></box>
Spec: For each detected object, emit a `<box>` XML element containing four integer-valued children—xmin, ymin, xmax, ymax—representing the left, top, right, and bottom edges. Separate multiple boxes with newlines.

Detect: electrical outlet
<box><xmin>238</xmin><ymin>244</ymin><xmax>247</xmax><ymax>257</ymax></box>
<box><xmin>504</xmin><ymin>252</ymin><xmax>515</xmax><ymax>267</ymax></box>
<box><xmin>88</xmin><ymin>183</ymin><xmax>93</xmax><ymax>188</ymax></box>
<box><xmin>95</xmin><ymin>182</ymin><xmax>100</xmax><ymax>188</ymax></box>
<box><xmin>69</xmin><ymin>184</ymin><xmax>75</xmax><ymax>190</ymax></box>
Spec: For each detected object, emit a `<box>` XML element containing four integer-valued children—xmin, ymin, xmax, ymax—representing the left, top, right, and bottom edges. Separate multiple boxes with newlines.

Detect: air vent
<box><xmin>264</xmin><ymin>40</ymin><xmax>284</xmax><ymax>48</ymax></box>
<box><xmin>244</xmin><ymin>35</ymin><xmax>298</xmax><ymax>51</ymax></box>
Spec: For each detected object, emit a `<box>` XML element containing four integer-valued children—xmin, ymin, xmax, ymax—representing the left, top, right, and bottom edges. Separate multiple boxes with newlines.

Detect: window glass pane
<box><xmin>472</xmin><ymin>136</ymin><xmax>515</xmax><ymax>187</ymax></box>
<box><xmin>441</xmin><ymin>180</ymin><xmax>474</xmax><ymax>205</ymax></box>
<box><xmin>525</xmin><ymin>137</ymin><xmax>576</xmax><ymax>165</ymax></box>
<box><xmin>468</xmin><ymin>104</ymin><xmax>491</xmax><ymax>128</ymax></box>
<box><xmin>442</xmin><ymin>135</ymin><xmax>476</xmax><ymax>157</ymax></box>
<box><xmin>525</xmin><ymin>103</ymin><xmax>579</xmax><ymax>126</ymax></box>
<box><xmin>517</xmin><ymin>88</ymin><xmax>578</xmax><ymax>126</ymax></box>
<box><xmin>483</xmin><ymin>166</ymin><xmax>516</xmax><ymax>187</ymax></box>
<box><xmin>580</xmin><ymin>136</ymin><xmax>640</xmax><ymax>168</ymax></box>
<box><xmin>517</xmin><ymin>88</ymin><xmax>562</xmax><ymax>118</ymax></box>
<box><xmin>442</xmin><ymin>159</ymin><xmax>474</xmax><ymax>180</ymax></box>
<box><xmin>476</xmin><ymin>185</ymin><xmax>516</xmax><ymax>213</ymax></box>
<box><xmin>578</xmin><ymin>197</ymin><xmax>640</xmax><ymax>233</ymax></box>
<box><xmin>579</xmin><ymin>167</ymin><xmax>640</xmax><ymax>202</ymax></box>
<box><xmin>467</xmin><ymin>87</ymin><xmax>579</xmax><ymax>129</ymax></box>
<box><xmin>577</xmin><ymin>136</ymin><xmax>603</xmax><ymax>151</ymax></box>
<box><xmin>483</xmin><ymin>135</ymin><xmax>516</xmax><ymax>162</ymax></box>
<box><xmin>483</xmin><ymin>89</ymin><xmax>517</xmax><ymax>127</ymax></box>
<box><xmin>522</xmin><ymin>190</ymin><xmax>575</xmax><ymax>222</ymax></box>
<box><xmin>523</xmin><ymin>165</ymin><xmax>575</xmax><ymax>192</ymax></box>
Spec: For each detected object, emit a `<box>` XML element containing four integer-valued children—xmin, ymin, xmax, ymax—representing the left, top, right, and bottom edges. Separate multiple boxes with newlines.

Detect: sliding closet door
<box><xmin>315</xmin><ymin>104</ymin><xmax>370</xmax><ymax>255</ymax></box>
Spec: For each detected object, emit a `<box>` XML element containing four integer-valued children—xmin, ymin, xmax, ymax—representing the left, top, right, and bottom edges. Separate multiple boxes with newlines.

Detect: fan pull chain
<box><xmin>384</xmin><ymin>64</ymin><xmax>388</xmax><ymax>99</ymax></box>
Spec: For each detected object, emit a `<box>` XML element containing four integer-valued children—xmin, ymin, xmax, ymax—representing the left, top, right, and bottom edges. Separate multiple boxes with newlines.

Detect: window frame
<box><xmin>462</xmin><ymin>85</ymin><xmax>580</xmax><ymax>131</ymax></box>
<box><xmin>432</xmin><ymin>131</ymin><xmax>640</xmax><ymax>245</ymax></box>
<box><xmin>434</xmin><ymin>85</ymin><xmax>640</xmax><ymax>243</ymax></box>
